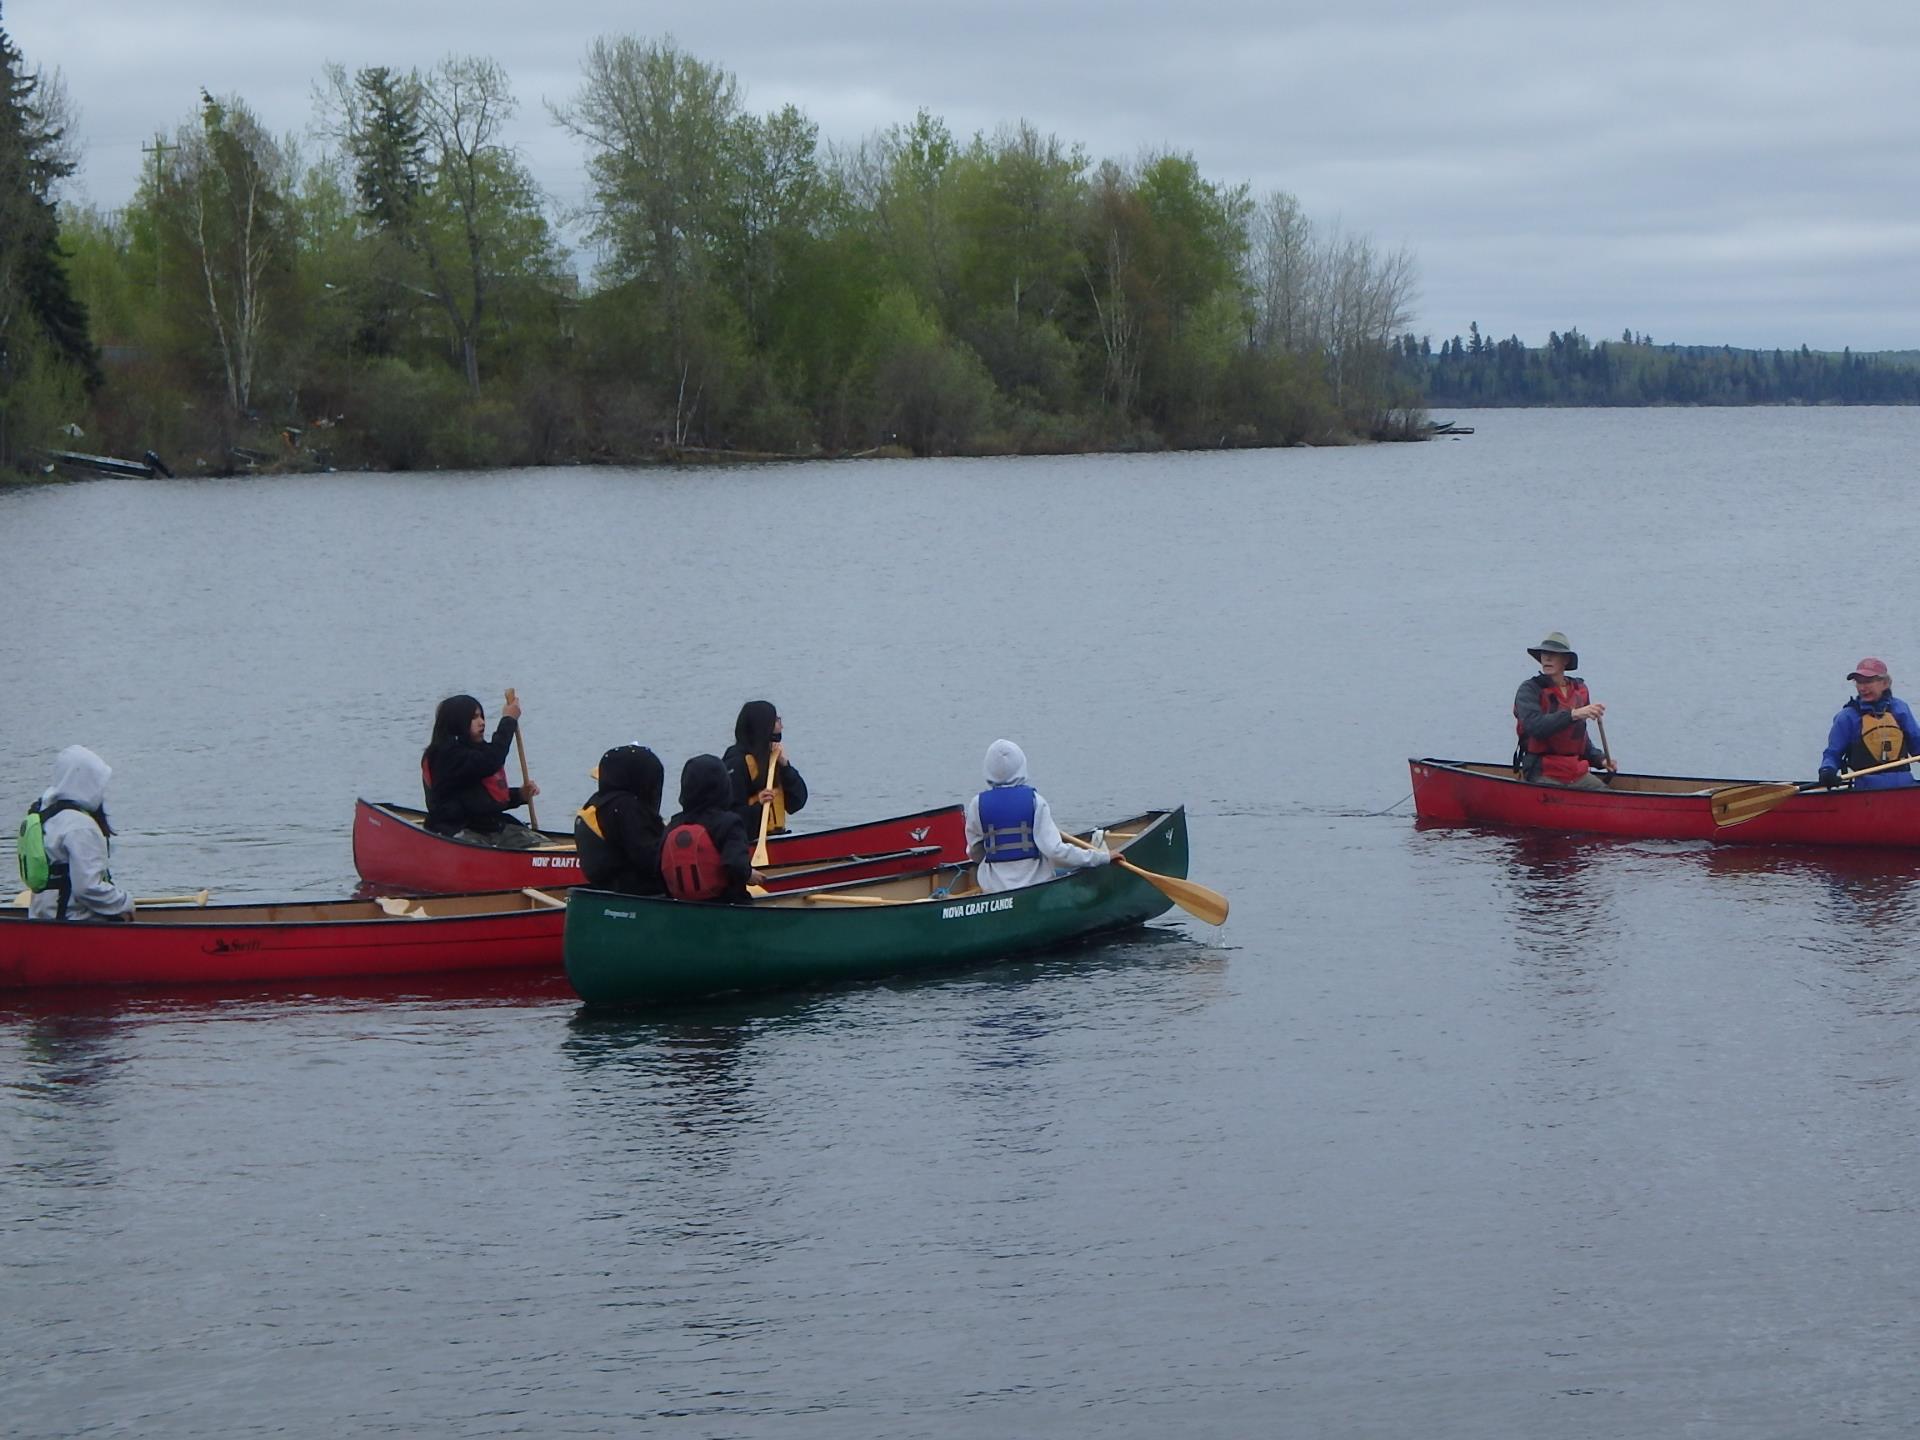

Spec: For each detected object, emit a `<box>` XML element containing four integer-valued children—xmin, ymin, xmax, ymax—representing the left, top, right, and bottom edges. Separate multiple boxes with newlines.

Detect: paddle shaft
<box><xmin>10</xmin><ymin>889</ymin><xmax>209</xmax><ymax>908</ymax></box>
<box><xmin>751</xmin><ymin>749</ymin><xmax>781</xmax><ymax>869</ymax></box>
<box><xmin>505</xmin><ymin>687</ymin><xmax>539</xmax><ymax>829</ymax></box>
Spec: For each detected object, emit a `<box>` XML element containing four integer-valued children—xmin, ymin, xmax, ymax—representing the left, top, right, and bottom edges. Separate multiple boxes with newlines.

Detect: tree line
<box><xmin>1406</xmin><ymin>324</ymin><xmax>1920</xmax><ymax>407</ymax></box>
<box><xmin>0</xmin><ymin>16</ymin><xmax>1424</xmax><ymax>476</ymax></box>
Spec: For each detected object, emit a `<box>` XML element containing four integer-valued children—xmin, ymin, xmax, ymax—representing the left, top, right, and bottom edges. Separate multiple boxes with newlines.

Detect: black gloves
<box><xmin>1818</xmin><ymin>767</ymin><xmax>1840</xmax><ymax>789</ymax></box>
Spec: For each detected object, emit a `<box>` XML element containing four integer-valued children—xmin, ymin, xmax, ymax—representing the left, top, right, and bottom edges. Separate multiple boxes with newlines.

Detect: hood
<box><xmin>983</xmin><ymin>738</ymin><xmax>1028</xmax><ymax>786</ymax></box>
<box><xmin>43</xmin><ymin>744</ymin><xmax>112</xmax><ymax>813</ymax></box>
<box><xmin>593</xmin><ymin>744</ymin><xmax>664</xmax><ymax>812</ymax></box>
<box><xmin>734</xmin><ymin>700</ymin><xmax>778</xmax><ymax>751</ymax></box>
<box><xmin>677</xmin><ymin>754</ymin><xmax>735</xmax><ymax>814</ymax></box>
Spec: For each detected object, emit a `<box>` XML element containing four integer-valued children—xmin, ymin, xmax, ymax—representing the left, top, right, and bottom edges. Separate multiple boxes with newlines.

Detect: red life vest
<box><xmin>662</xmin><ymin>822</ymin><xmax>727</xmax><ymax>900</ymax></box>
<box><xmin>1516</xmin><ymin>677</ymin><xmax>1592</xmax><ymax>783</ymax></box>
<box><xmin>420</xmin><ymin>756</ymin><xmax>512</xmax><ymax>806</ymax></box>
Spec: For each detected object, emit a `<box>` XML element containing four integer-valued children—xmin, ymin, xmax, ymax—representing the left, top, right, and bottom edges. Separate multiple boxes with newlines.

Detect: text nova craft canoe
<box><xmin>565</xmin><ymin>808</ymin><xmax>1192</xmax><ymax>1007</ymax></box>
<box><xmin>353</xmin><ymin>799</ymin><xmax>969</xmax><ymax>893</ymax></box>
<box><xmin>1410</xmin><ymin>757</ymin><xmax>1920</xmax><ymax>847</ymax></box>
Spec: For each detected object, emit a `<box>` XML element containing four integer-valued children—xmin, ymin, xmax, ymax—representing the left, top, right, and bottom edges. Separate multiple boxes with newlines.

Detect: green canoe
<box><xmin>563</xmin><ymin>807</ymin><xmax>1191</xmax><ymax>1007</ymax></box>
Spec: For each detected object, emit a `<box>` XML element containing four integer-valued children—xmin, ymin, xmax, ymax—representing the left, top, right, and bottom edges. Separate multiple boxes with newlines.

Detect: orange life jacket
<box><xmin>1517</xmin><ymin>678</ymin><xmax>1592</xmax><ymax>782</ymax></box>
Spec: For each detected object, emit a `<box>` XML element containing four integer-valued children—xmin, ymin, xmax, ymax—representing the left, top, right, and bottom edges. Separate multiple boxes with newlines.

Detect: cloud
<box><xmin>18</xmin><ymin>0</ymin><xmax>1920</xmax><ymax>348</ymax></box>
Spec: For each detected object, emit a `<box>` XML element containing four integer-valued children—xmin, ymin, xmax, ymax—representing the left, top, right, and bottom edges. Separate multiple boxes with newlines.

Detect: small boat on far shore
<box><xmin>46</xmin><ymin>448</ymin><xmax>174</xmax><ymax>479</ymax></box>
<box><xmin>1410</xmin><ymin>757</ymin><xmax>1920</xmax><ymax>848</ymax></box>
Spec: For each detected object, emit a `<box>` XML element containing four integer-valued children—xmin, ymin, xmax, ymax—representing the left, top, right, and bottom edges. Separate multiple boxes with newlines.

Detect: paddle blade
<box><xmin>1119</xmin><ymin>858</ymin><xmax>1230</xmax><ymax>925</ymax></box>
<box><xmin>1709</xmin><ymin>782</ymin><xmax>1801</xmax><ymax>829</ymax></box>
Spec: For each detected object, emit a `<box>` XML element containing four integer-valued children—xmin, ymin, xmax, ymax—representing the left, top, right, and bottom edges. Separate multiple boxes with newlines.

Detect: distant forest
<box><xmin>0</xmin><ymin>17</ymin><xmax>1425</xmax><ymax>476</ymax></box>
<box><xmin>1408</xmin><ymin>324</ymin><xmax>1920</xmax><ymax>407</ymax></box>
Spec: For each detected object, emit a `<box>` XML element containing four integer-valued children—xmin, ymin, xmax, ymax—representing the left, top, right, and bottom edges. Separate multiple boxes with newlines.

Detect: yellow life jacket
<box><xmin>743</xmin><ymin>752</ymin><xmax>787</xmax><ymax>830</ymax></box>
<box><xmin>1857</xmin><ymin>709</ymin><xmax>1910</xmax><ymax>767</ymax></box>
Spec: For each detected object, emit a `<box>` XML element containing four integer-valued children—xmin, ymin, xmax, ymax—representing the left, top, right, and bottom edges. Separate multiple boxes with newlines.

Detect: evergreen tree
<box><xmin>0</xmin><ymin>4</ymin><xmax>100</xmax><ymax>467</ymax></box>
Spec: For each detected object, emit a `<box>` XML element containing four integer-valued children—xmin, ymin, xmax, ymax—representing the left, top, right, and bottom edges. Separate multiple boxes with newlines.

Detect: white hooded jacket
<box><xmin>963</xmin><ymin>739</ymin><xmax>1111</xmax><ymax>894</ymax></box>
<box><xmin>26</xmin><ymin>746</ymin><xmax>133</xmax><ymax>920</ymax></box>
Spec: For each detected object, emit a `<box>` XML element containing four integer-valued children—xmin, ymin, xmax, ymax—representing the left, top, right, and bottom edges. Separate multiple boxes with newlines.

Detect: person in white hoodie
<box><xmin>25</xmin><ymin>746</ymin><xmax>134</xmax><ymax>921</ymax></box>
<box><xmin>963</xmin><ymin>739</ymin><xmax>1112</xmax><ymax>894</ymax></box>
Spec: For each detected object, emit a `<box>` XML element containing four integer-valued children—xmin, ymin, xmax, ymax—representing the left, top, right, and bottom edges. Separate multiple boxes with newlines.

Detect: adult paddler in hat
<box><xmin>1513</xmin><ymin>631</ymin><xmax>1613</xmax><ymax>788</ymax></box>
<box><xmin>1818</xmin><ymin>657</ymin><xmax>1920</xmax><ymax>790</ymax></box>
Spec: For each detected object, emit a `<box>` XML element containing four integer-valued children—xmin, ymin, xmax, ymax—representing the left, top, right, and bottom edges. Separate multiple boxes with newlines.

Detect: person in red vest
<box><xmin>1513</xmin><ymin>632</ymin><xmax>1613</xmax><ymax>788</ymax></box>
<box><xmin>420</xmin><ymin>693</ymin><xmax>543</xmax><ymax>846</ymax></box>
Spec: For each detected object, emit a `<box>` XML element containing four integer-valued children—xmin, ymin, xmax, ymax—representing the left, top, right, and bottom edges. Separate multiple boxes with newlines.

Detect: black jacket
<box><xmin>422</xmin><ymin>718</ymin><xmax>527</xmax><ymax>834</ymax></box>
<box><xmin>575</xmin><ymin>746</ymin><xmax>666</xmax><ymax>895</ymax></box>
<box><xmin>722</xmin><ymin>744</ymin><xmax>807</xmax><ymax>835</ymax></box>
<box><xmin>666</xmin><ymin>755</ymin><xmax>754</xmax><ymax>903</ymax></box>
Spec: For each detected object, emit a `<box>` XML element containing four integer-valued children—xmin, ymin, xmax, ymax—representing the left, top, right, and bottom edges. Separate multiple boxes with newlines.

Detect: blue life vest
<box><xmin>978</xmin><ymin>785</ymin><xmax>1040</xmax><ymax>863</ymax></box>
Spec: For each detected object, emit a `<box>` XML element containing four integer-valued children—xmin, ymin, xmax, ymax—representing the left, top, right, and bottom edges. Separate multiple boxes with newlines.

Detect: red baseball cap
<box><xmin>1848</xmin><ymin>657</ymin><xmax>1891</xmax><ymax>680</ymax></box>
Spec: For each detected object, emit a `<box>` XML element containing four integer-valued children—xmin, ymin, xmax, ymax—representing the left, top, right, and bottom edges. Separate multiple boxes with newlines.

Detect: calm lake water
<box><xmin>6</xmin><ymin>408</ymin><xmax>1920</xmax><ymax>1437</ymax></box>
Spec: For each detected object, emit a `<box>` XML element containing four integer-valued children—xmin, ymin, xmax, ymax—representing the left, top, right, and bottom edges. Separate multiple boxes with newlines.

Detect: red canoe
<box><xmin>1410</xmin><ymin>757</ymin><xmax>1920</xmax><ymax>848</ymax></box>
<box><xmin>352</xmin><ymin>799</ymin><xmax>969</xmax><ymax>893</ymax></box>
<box><xmin>0</xmin><ymin>889</ymin><xmax>571</xmax><ymax>990</ymax></box>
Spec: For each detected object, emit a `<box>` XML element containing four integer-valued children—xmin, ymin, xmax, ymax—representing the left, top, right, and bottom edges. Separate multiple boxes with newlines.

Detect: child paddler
<box><xmin>963</xmin><ymin>739</ymin><xmax>1111</xmax><ymax>894</ymax></box>
<box><xmin>723</xmin><ymin>700</ymin><xmax>807</xmax><ymax>836</ymax></box>
<box><xmin>663</xmin><ymin>755</ymin><xmax>761</xmax><ymax>903</ymax></box>
<box><xmin>420</xmin><ymin>693</ymin><xmax>544</xmax><ymax>848</ymax></box>
<box><xmin>21</xmin><ymin>745</ymin><xmax>134</xmax><ymax>921</ymax></box>
<box><xmin>575</xmin><ymin>745</ymin><xmax>667</xmax><ymax>895</ymax></box>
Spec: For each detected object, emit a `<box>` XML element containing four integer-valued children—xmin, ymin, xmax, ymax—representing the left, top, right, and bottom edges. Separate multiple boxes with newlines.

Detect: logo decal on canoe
<box><xmin>910</xmin><ymin>826</ymin><xmax>930</xmax><ymax>841</ymax></box>
<box><xmin>531</xmin><ymin>856</ymin><xmax>581</xmax><ymax>869</ymax></box>
<box><xmin>941</xmin><ymin>896</ymin><xmax>1014</xmax><ymax>919</ymax></box>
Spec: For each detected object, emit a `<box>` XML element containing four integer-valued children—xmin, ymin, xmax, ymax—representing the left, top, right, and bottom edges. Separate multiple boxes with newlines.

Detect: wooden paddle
<box><xmin>505</xmin><ymin>687</ymin><xmax>539</xmax><ymax>829</ymax></box>
<box><xmin>739</xmin><ymin>751</ymin><xmax>783</xmax><ymax>900</ymax></box>
<box><xmin>10</xmin><ymin>889</ymin><xmax>209</xmax><ymax>908</ymax></box>
<box><xmin>1596</xmin><ymin>716</ymin><xmax>1614</xmax><ymax>778</ymax></box>
<box><xmin>1711</xmin><ymin>753</ymin><xmax>1920</xmax><ymax>828</ymax></box>
<box><xmin>801</xmin><ymin>890</ymin><xmax>901</xmax><ymax>906</ymax></box>
<box><xmin>751</xmin><ymin>748</ymin><xmax>781</xmax><ymax>869</ymax></box>
<box><xmin>1055</xmin><ymin>827</ymin><xmax>1229</xmax><ymax>926</ymax></box>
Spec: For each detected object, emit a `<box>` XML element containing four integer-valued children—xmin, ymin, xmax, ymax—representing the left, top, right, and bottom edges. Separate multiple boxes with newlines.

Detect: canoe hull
<box><xmin>565</xmin><ymin>808</ymin><xmax>1190</xmax><ymax>1007</ymax></box>
<box><xmin>1410</xmin><ymin>757</ymin><xmax>1920</xmax><ymax>847</ymax></box>
<box><xmin>352</xmin><ymin>799</ymin><xmax>969</xmax><ymax>893</ymax></box>
<box><xmin>0</xmin><ymin>895</ymin><xmax>563</xmax><ymax>990</ymax></box>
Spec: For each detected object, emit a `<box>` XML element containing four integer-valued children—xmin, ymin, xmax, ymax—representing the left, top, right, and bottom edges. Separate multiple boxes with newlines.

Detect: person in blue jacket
<box><xmin>1819</xmin><ymin>657</ymin><xmax>1920</xmax><ymax>790</ymax></box>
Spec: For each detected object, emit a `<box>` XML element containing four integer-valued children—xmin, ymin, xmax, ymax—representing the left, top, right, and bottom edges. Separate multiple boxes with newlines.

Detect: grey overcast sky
<box><xmin>16</xmin><ymin>0</ymin><xmax>1920</xmax><ymax>350</ymax></box>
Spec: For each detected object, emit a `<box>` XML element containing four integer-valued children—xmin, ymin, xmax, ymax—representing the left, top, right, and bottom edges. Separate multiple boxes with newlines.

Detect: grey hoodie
<box><xmin>27</xmin><ymin>745</ymin><xmax>133</xmax><ymax>920</ymax></box>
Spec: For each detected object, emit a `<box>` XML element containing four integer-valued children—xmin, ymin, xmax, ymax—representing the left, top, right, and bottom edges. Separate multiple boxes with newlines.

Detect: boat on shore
<box><xmin>0</xmin><ymin>888</ymin><xmax>570</xmax><ymax>991</ymax></box>
<box><xmin>352</xmin><ymin>799</ymin><xmax>969</xmax><ymax>893</ymax></box>
<box><xmin>1410</xmin><ymin>757</ymin><xmax>1920</xmax><ymax>847</ymax></box>
<box><xmin>564</xmin><ymin>808</ymin><xmax>1191</xmax><ymax>1007</ymax></box>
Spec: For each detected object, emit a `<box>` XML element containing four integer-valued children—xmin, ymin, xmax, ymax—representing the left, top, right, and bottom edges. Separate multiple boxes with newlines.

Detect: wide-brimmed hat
<box><xmin>1848</xmin><ymin>657</ymin><xmax>1891</xmax><ymax>681</ymax></box>
<box><xmin>1527</xmin><ymin>631</ymin><xmax>1578</xmax><ymax>669</ymax></box>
